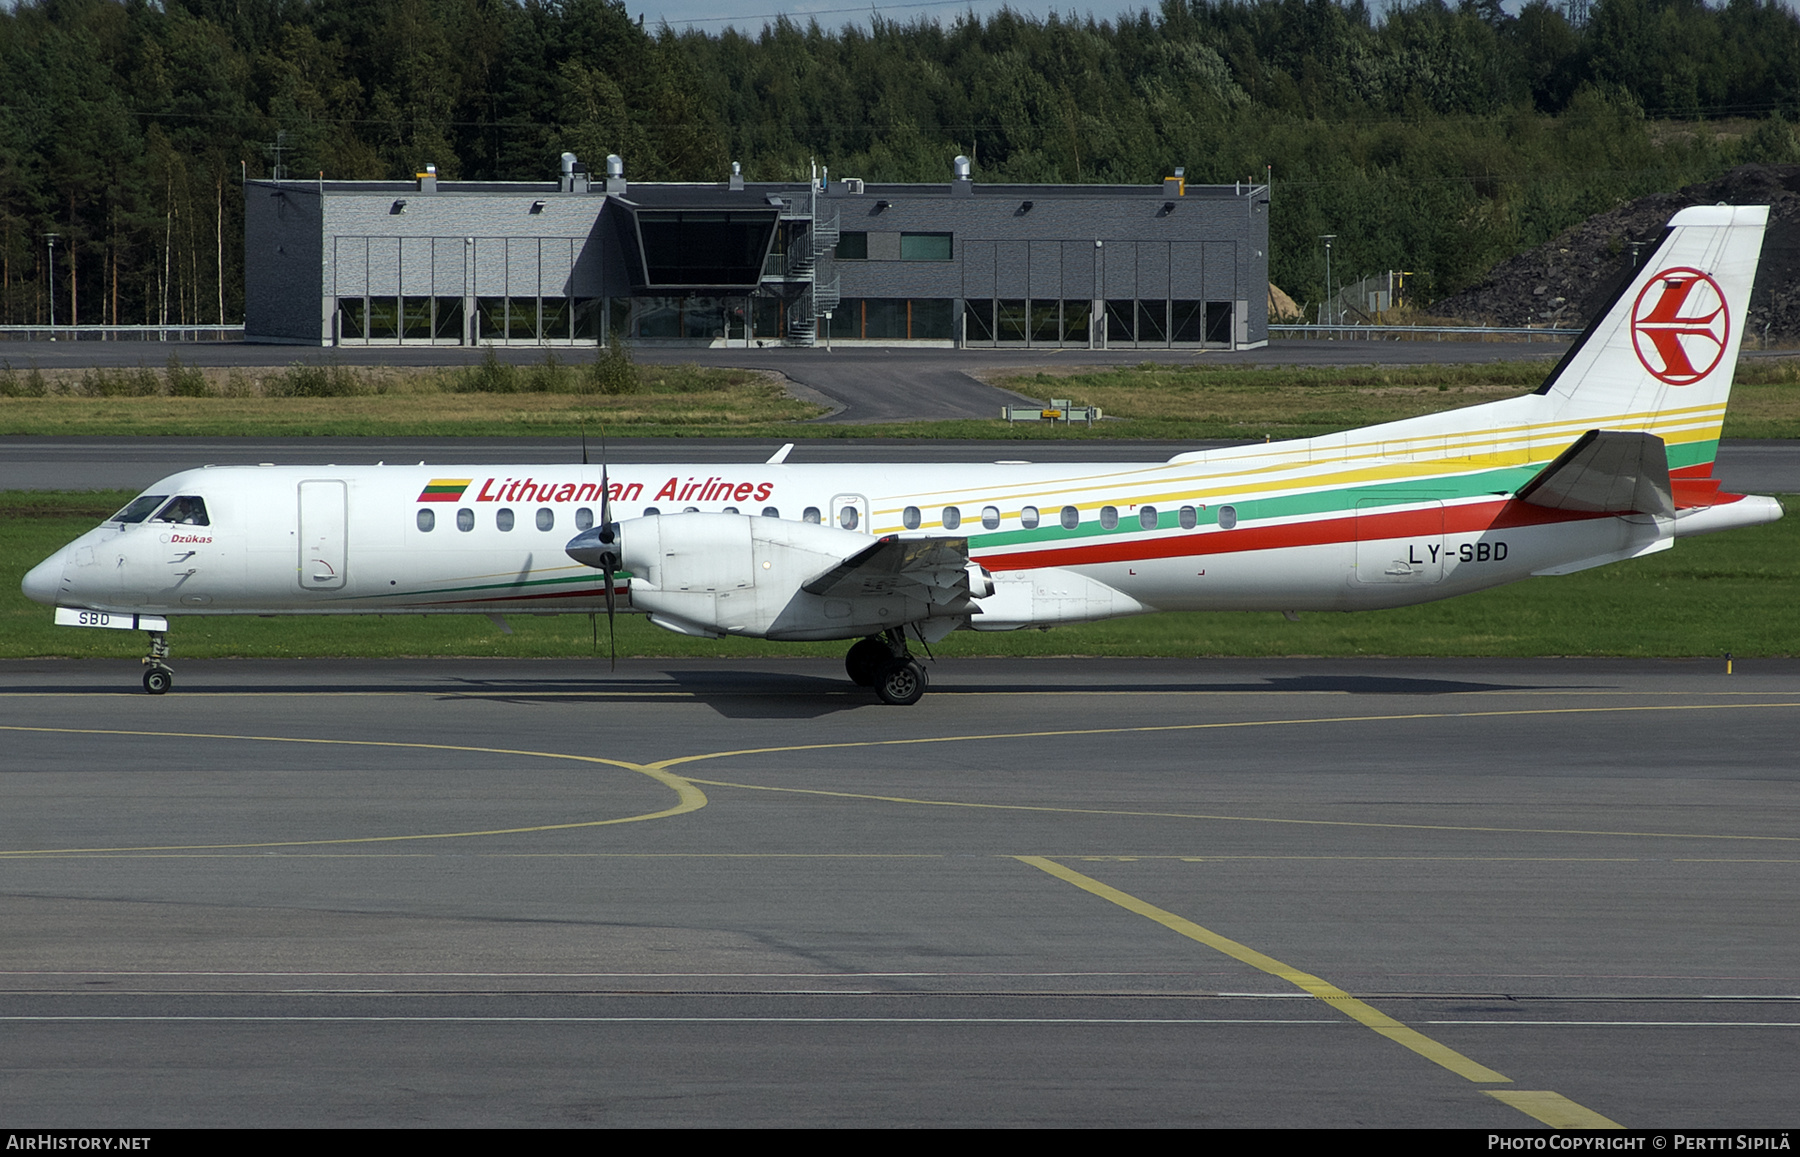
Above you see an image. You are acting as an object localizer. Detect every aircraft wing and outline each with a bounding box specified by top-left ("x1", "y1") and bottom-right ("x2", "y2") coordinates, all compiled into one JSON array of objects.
[
  {"x1": 802, "y1": 535, "x2": 974, "y2": 607},
  {"x1": 1517, "y1": 430, "x2": 1675, "y2": 519}
]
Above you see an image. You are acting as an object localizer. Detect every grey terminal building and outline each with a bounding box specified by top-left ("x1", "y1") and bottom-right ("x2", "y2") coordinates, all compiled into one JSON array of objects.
[{"x1": 244, "y1": 155, "x2": 1270, "y2": 350}]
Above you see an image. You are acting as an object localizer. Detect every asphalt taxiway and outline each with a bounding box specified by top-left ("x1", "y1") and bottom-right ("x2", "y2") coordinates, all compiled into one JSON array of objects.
[{"x1": 2, "y1": 656, "x2": 1796, "y2": 1127}]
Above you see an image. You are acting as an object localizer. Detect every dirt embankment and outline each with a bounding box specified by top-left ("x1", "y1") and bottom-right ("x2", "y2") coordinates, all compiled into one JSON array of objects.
[{"x1": 1431, "y1": 164, "x2": 1800, "y2": 345}]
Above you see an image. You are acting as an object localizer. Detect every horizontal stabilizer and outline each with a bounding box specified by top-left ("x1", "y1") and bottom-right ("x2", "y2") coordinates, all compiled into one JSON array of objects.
[
  {"x1": 1517, "y1": 430, "x2": 1674, "y2": 519},
  {"x1": 802, "y1": 535, "x2": 972, "y2": 605}
]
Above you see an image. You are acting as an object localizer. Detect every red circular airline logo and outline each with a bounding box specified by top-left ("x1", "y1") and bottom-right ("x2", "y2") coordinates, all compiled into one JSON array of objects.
[{"x1": 1630, "y1": 266, "x2": 1729, "y2": 386}]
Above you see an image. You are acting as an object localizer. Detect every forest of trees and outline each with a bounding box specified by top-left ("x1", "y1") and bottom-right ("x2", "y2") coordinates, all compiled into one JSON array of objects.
[{"x1": 5, "y1": 0, "x2": 1800, "y2": 330}]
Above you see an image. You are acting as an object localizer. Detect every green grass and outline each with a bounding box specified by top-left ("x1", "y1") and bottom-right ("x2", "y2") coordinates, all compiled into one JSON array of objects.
[
  {"x1": 990, "y1": 358, "x2": 1800, "y2": 441},
  {"x1": 5, "y1": 490, "x2": 1793, "y2": 660},
  {"x1": 6, "y1": 356, "x2": 1800, "y2": 439}
]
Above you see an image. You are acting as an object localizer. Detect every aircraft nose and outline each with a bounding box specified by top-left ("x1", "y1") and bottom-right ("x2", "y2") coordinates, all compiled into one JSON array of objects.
[{"x1": 20, "y1": 551, "x2": 66, "y2": 606}]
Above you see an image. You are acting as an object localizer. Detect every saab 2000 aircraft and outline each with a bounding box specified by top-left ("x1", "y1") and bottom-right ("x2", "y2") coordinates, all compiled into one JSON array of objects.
[{"x1": 21, "y1": 205, "x2": 1781, "y2": 704}]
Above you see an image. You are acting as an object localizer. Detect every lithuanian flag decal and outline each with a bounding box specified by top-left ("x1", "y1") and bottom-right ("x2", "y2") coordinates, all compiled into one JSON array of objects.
[{"x1": 417, "y1": 478, "x2": 473, "y2": 503}]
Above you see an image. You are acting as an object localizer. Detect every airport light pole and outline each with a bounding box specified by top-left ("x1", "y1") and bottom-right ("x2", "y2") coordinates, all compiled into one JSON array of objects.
[
  {"x1": 44, "y1": 233, "x2": 58, "y2": 338},
  {"x1": 1319, "y1": 234, "x2": 1336, "y2": 328}
]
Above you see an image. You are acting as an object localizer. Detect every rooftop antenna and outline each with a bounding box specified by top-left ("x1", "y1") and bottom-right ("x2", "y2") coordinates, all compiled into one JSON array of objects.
[{"x1": 265, "y1": 130, "x2": 288, "y2": 181}]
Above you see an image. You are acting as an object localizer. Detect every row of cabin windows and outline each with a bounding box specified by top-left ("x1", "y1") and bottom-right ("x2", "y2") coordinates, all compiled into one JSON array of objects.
[
  {"x1": 417, "y1": 505, "x2": 819, "y2": 533},
  {"x1": 899, "y1": 503, "x2": 1236, "y2": 532},
  {"x1": 417, "y1": 502, "x2": 1240, "y2": 534}
]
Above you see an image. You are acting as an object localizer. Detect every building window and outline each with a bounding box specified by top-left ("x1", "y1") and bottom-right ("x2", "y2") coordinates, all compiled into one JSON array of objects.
[
  {"x1": 1135, "y1": 300, "x2": 1167, "y2": 344},
  {"x1": 339, "y1": 298, "x2": 366, "y2": 340},
  {"x1": 368, "y1": 297, "x2": 401, "y2": 340},
  {"x1": 433, "y1": 297, "x2": 464, "y2": 342},
  {"x1": 1061, "y1": 301, "x2": 1091, "y2": 344},
  {"x1": 900, "y1": 232, "x2": 953, "y2": 261},
  {"x1": 402, "y1": 296, "x2": 432, "y2": 340},
  {"x1": 827, "y1": 299, "x2": 955, "y2": 340},
  {"x1": 1172, "y1": 300, "x2": 1205, "y2": 343},
  {"x1": 837, "y1": 232, "x2": 868, "y2": 260},
  {"x1": 964, "y1": 299, "x2": 995, "y2": 343},
  {"x1": 996, "y1": 300, "x2": 1027, "y2": 343}
]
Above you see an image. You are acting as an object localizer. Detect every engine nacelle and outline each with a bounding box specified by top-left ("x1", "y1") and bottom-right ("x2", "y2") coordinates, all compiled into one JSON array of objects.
[{"x1": 603, "y1": 513, "x2": 968, "y2": 641}]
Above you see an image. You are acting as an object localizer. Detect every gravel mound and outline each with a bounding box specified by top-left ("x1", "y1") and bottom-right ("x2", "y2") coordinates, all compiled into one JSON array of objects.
[{"x1": 1431, "y1": 164, "x2": 1800, "y2": 345}]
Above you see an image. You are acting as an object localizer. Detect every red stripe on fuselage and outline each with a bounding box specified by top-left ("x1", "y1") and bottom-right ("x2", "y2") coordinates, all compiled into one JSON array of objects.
[{"x1": 980, "y1": 499, "x2": 1608, "y2": 572}]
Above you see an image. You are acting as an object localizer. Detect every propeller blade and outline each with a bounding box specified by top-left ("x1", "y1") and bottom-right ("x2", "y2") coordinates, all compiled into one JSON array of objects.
[{"x1": 603, "y1": 564, "x2": 617, "y2": 671}]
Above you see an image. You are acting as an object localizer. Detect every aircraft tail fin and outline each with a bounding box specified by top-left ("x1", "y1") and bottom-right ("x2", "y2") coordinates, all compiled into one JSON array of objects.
[{"x1": 1532, "y1": 204, "x2": 1767, "y2": 476}]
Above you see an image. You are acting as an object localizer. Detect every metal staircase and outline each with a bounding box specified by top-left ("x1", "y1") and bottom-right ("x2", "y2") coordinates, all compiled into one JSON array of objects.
[{"x1": 782, "y1": 177, "x2": 841, "y2": 346}]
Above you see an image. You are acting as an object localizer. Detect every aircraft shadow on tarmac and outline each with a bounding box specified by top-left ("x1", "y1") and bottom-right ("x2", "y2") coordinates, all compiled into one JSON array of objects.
[{"x1": 439, "y1": 671, "x2": 1558, "y2": 716}]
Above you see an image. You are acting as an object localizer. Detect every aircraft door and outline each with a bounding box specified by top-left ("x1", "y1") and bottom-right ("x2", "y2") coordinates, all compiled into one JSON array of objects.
[
  {"x1": 1353, "y1": 498, "x2": 1445, "y2": 584},
  {"x1": 831, "y1": 494, "x2": 871, "y2": 534},
  {"x1": 298, "y1": 480, "x2": 349, "y2": 591}
]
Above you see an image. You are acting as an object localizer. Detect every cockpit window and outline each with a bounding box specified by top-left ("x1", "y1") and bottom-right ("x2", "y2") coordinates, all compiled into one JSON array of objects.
[
  {"x1": 110, "y1": 495, "x2": 169, "y2": 524},
  {"x1": 152, "y1": 496, "x2": 210, "y2": 525}
]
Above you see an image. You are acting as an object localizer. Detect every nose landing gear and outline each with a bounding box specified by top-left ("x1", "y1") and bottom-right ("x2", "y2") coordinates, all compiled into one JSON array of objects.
[{"x1": 142, "y1": 630, "x2": 173, "y2": 695}]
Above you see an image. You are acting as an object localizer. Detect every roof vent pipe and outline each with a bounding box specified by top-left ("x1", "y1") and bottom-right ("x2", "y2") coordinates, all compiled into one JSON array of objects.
[
  {"x1": 729, "y1": 160, "x2": 744, "y2": 191},
  {"x1": 560, "y1": 152, "x2": 577, "y2": 193},
  {"x1": 605, "y1": 153, "x2": 626, "y2": 195},
  {"x1": 951, "y1": 154, "x2": 972, "y2": 197},
  {"x1": 953, "y1": 155, "x2": 971, "y2": 180}
]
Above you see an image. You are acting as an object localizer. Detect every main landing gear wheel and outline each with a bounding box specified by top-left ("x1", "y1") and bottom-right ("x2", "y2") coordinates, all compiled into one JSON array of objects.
[
  {"x1": 845, "y1": 637, "x2": 889, "y2": 687},
  {"x1": 143, "y1": 666, "x2": 173, "y2": 695},
  {"x1": 874, "y1": 658, "x2": 927, "y2": 706}
]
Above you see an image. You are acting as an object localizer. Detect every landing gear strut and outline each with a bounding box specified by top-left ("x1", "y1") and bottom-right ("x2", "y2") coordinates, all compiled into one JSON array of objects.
[
  {"x1": 845, "y1": 629, "x2": 928, "y2": 706},
  {"x1": 142, "y1": 630, "x2": 173, "y2": 695}
]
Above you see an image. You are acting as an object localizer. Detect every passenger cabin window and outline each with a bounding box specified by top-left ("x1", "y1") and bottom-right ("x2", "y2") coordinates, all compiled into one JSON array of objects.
[
  {"x1": 803, "y1": 506, "x2": 822, "y2": 524},
  {"x1": 644, "y1": 507, "x2": 661, "y2": 516},
  {"x1": 1218, "y1": 505, "x2": 1238, "y2": 530},
  {"x1": 723, "y1": 506, "x2": 739, "y2": 514},
  {"x1": 981, "y1": 506, "x2": 1000, "y2": 530},
  {"x1": 112, "y1": 495, "x2": 169, "y2": 524},
  {"x1": 536, "y1": 507, "x2": 554, "y2": 531},
  {"x1": 1179, "y1": 505, "x2": 1197, "y2": 529},
  {"x1": 1021, "y1": 506, "x2": 1040, "y2": 529},
  {"x1": 496, "y1": 508, "x2": 515, "y2": 531},
  {"x1": 762, "y1": 506, "x2": 780, "y2": 518},
  {"x1": 1060, "y1": 505, "x2": 1080, "y2": 529},
  {"x1": 456, "y1": 508, "x2": 475, "y2": 532},
  {"x1": 839, "y1": 505, "x2": 859, "y2": 530},
  {"x1": 903, "y1": 506, "x2": 922, "y2": 530},
  {"x1": 1139, "y1": 506, "x2": 1158, "y2": 530},
  {"x1": 576, "y1": 507, "x2": 594, "y2": 530},
  {"x1": 1100, "y1": 505, "x2": 1119, "y2": 530},
  {"x1": 417, "y1": 509, "x2": 436, "y2": 532},
  {"x1": 942, "y1": 506, "x2": 962, "y2": 530},
  {"x1": 154, "y1": 496, "x2": 209, "y2": 526}
]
